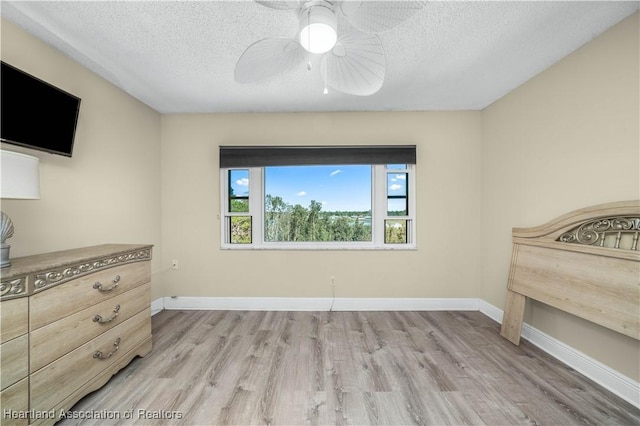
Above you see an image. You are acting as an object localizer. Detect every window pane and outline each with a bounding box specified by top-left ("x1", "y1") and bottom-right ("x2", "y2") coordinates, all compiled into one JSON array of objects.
[
  {"x1": 387, "y1": 173, "x2": 407, "y2": 196},
  {"x1": 264, "y1": 165, "x2": 372, "y2": 242},
  {"x1": 230, "y1": 216, "x2": 252, "y2": 244},
  {"x1": 386, "y1": 164, "x2": 407, "y2": 170},
  {"x1": 388, "y1": 198, "x2": 407, "y2": 216},
  {"x1": 387, "y1": 172, "x2": 408, "y2": 215},
  {"x1": 230, "y1": 199, "x2": 249, "y2": 213},
  {"x1": 229, "y1": 169, "x2": 249, "y2": 212},
  {"x1": 385, "y1": 219, "x2": 408, "y2": 244}
]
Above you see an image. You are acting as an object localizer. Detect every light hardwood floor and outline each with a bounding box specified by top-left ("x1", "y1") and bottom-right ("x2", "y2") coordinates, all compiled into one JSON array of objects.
[{"x1": 60, "y1": 310, "x2": 640, "y2": 425}]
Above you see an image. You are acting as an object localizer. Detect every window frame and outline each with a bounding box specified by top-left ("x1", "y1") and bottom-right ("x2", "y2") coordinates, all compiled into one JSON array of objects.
[{"x1": 220, "y1": 164, "x2": 416, "y2": 250}]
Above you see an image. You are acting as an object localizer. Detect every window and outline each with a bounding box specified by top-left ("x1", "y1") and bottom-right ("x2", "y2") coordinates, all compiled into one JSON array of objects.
[
  {"x1": 264, "y1": 164, "x2": 372, "y2": 243},
  {"x1": 227, "y1": 169, "x2": 251, "y2": 244},
  {"x1": 220, "y1": 146, "x2": 416, "y2": 249}
]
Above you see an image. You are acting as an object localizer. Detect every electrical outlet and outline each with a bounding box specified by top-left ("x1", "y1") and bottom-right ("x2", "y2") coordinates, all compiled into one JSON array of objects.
[
  {"x1": 171, "y1": 259, "x2": 179, "y2": 270},
  {"x1": 330, "y1": 276, "x2": 336, "y2": 286}
]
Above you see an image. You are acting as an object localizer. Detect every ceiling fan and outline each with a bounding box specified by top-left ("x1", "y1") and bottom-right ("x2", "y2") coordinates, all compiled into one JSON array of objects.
[{"x1": 234, "y1": 0, "x2": 424, "y2": 96}]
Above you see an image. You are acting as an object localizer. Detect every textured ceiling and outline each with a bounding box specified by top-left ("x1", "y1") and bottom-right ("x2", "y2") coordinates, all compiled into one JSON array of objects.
[{"x1": 1, "y1": 1, "x2": 638, "y2": 113}]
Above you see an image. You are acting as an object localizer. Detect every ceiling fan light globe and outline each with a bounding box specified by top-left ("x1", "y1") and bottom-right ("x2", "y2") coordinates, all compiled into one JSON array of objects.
[
  {"x1": 300, "y1": 23, "x2": 337, "y2": 53},
  {"x1": 298, "y1": 5, "x2": 338, "y2": 54}
]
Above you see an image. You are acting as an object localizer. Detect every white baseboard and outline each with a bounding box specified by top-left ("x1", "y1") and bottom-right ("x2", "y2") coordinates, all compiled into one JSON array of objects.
[
  {"x1": 151, "y1": 296, "x2": 638, "y2": 409},
  {"x1": 478, "y1": 300, "x2": 640, "y2": 409},
  {"x1": 477, "y1": 299, "x2": 504, "y2": 323},
  {"x1": 160, "y1": 296, "x2": 479, "y2": 312},
  {"x1": 151, "y1": 298, "x2": 164, "y2": 316}
]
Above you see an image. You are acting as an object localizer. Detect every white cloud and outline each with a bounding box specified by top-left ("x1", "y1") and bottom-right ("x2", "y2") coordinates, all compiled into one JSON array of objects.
[
  {"x1": 296, "y1": 191, "x2": 307, "y2": 196},
  {"x1": 235, "y1": 178, "x2": 249, "y2": 186},
  {"x1": 395, "y1": 174, "x2": 406, "y2": 180},
  {"x1": 329, "y1": 169, "x2": 342, "y2": 177},
  {"x1": 389, "y1": 184, "x2": 403, "y2": 191}
]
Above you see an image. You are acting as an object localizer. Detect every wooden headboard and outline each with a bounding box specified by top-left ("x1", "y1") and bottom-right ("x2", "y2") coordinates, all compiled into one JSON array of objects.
[{"x1": 500, "y1": 200, "x2": 640, "y2": 345}]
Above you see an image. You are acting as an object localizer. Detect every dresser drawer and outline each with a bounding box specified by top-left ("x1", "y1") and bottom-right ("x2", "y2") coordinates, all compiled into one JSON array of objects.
[
  {"x1": 0, "y1": 377, "x2": 29, "y2": 426},
  {"x1": 30, "y1": 261, "x2": 150, "y2": 330},
  {"x1": 30, "y1": 308, "x2": 151, "y2": 413},
  {"x1": 0, "y1": 334, "x2": 28, "y2": 391},
  {"x1": 30, "y1": 283, "x2": 150, "y2": 372},
  {"x1": 0, "y1": 297, "x2": 28, "y2": 343}
]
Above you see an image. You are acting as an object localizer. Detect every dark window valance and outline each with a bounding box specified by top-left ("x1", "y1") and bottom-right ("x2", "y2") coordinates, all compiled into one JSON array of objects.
[{"x1": 220, "y1": 145, "x2": 416, "y2": 168}]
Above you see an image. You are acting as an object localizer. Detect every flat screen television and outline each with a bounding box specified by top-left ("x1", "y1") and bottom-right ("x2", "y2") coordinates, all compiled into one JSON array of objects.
[{"x1": 1, "y1": 61, "x2": 81, "y2": 157}]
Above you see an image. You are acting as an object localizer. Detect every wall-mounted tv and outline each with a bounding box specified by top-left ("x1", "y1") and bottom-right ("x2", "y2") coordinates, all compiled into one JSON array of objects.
[{"x1": 1, "y1": 61, "x2": 81, "y2": 157}]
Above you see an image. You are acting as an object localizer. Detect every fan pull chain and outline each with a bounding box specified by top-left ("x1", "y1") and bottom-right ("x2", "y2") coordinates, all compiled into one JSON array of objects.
[
  {"x1": 306, "y1": 8, "x2": 312, "y2": 71},
  {"x1": 323, "y1": 57, "x2": 328, "y2": 95}
]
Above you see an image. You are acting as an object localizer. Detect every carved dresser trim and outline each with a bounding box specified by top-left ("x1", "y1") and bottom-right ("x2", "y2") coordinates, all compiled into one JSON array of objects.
[{"x1": 0, "y1": 244, "x2": 152, "y2": 300}]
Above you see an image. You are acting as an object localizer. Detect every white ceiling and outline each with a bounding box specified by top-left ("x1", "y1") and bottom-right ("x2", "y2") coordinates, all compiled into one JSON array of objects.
[{"x1": 1, "y1": 1, "x2": 638, "y2": 113}]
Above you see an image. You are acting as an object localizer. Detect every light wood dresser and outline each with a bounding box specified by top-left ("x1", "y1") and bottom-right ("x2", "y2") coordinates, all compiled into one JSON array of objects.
[{"x1": 0, "y1": 244, "x2": 153, "y2": 425}]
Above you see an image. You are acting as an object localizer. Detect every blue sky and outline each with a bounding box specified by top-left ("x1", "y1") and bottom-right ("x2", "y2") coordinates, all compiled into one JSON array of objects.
[
  {"x1": 265, "y1": 165, "x2": 372, "y2": 212},
  {"x1": 230, "y1": 165, "x2": 408, "y2": 212}
]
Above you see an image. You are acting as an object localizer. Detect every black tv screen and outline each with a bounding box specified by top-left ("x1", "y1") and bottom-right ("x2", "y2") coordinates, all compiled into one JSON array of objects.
[{"x1": 1, "y1": 61, "x2": 81, "y2": 157}]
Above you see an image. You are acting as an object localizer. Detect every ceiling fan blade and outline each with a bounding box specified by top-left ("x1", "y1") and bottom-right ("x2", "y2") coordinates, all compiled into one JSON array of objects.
[
  {"x1": 255, "y1": 1, "x2": 300, "y2": 10},
  {"x1": 321, "y1": 31, "x2": 385, "y2": 96},
  {"x1": 235, "y1": 37, "x2": 305, "y2": 84},
  {"x1": 339, "y1": 1, "x2": 425, "y2": 33}
]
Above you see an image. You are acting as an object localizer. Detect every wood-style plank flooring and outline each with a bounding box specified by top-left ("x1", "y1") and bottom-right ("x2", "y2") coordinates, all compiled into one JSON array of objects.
[{"x1": 61, "y1": 310, "x2": 640, "y2": 425}]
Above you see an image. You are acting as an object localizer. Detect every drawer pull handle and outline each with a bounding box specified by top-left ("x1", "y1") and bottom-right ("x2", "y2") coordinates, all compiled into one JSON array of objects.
[
  {"x1": 93, "y1": 304, "x2": 121, "y2": 323},
  {"x1": 93, "y1": 275, "x2": 121, "y2": 292},
  {"x1": 93, "y1": 337, "x2": 121, "y2": 360}
]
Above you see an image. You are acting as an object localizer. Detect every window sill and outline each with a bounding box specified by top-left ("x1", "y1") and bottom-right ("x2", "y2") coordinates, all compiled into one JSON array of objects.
[{"x1": 220, "y1": 244, "x2": 417, "y2": 251}]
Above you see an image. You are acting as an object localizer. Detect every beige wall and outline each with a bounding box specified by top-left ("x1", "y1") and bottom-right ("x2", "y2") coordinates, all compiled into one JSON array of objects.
[
  {"x1": 481, "y1": 13, "x2": 639, "y2": 380},
  {"x1": 0, "y1": 19, "x2": 164, "y2": 300},
  {"x1": 160, "y1": 112, "x2": 482, "y2": 299}
]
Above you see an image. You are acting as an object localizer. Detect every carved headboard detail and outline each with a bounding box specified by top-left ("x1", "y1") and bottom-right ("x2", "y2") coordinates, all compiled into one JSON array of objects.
[
  {"x1": 558, "y1": 216, "x2": 640, "y2": 250},
  {"x1": 500, "y1": 200, "x2": 640, "y2": 346}
]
